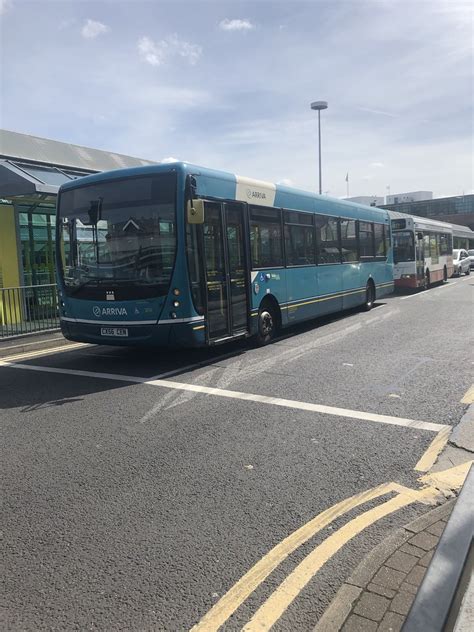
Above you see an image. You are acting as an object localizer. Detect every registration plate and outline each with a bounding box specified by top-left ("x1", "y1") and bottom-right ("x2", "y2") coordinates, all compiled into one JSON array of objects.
[{"x1": 100, "y1": 327, "x2": 128, "y2": 337}]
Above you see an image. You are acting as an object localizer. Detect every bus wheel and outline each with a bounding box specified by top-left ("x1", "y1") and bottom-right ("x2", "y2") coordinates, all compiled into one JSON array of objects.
[
  {"x1": 363, "y1": 281, "x2": 375, "y2": 311},
  {"x1": 256, "y1": 302, "x2": 278, "y2": 345},
  {"x1": 443, "y1": 266, "x2": 448, "y2": 282}
]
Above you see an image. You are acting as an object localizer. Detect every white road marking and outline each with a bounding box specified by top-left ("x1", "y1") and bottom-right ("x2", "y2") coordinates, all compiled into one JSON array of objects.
[
  {"x1": 399, "y1": 278, "x2": 467, "y2": 300},
  {"x1": 0, "y1": 343, "x2": 88, "y2": 362},
  {"x1": 399, "y1": 292, "x2": 423, "y2": 301},
  {"x1": 147, "y1": 350, "x2": 242, "y2": 381},
  {"x1": 0, "y1": 336, "x2": 66, "y2": 352},
  {"x1": 0, "y1": 360, "x2": 448, "y2": 433}
]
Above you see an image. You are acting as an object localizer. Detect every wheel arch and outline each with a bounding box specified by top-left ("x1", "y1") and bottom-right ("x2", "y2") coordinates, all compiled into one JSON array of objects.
[
  {"x1": 366, "y1": 276, "x2": 376, "y2": 300},
  {"x1": 259, "y1": 294, "x2": 282, "y2": 328}
]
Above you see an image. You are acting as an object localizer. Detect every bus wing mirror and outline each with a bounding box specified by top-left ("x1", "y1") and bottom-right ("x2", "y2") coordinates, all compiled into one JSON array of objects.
[
  {"x1": 417, "y1": 232, "x2": 423, "y2": 240},
  {"x1": 187, "y1": 199, "x2": 205, "y2": 224}
]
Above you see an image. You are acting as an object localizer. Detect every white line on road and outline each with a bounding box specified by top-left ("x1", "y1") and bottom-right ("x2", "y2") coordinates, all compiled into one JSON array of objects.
[
  {"x1": 400, "y1": 276, "x2": 469, "y2": 301},
  {"x1": 0, "y1": 336, "x2": 66, "y2": 352},
  {"x1": 400, "y1": 282, "x2": 458, "y2": 300},
  {"x1": 0, "y1": 360, "x2": 448, "y2": 433},
  {"x1": 147, "y1": 350, "x2": 243, "y2": 381},
  {"x1": 0, "y1": 343, "x2": 88, "y2": 362}
]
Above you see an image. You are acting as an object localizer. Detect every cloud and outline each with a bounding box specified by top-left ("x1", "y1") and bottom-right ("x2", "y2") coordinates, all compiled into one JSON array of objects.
[
  {"x1": 358, "y1": 107, "x2": 399, "y2": 118},
  {"x1": 161, "y1": 156, "x2": 180, "y2": 163},
  {"x1": 219, "y1": 18, "x2": 255, "y2": 32},
  {"x1": 370, "y1": 162, "x2": 384, "y2": 168},
  {"x1": 137, "y1": 34, "x2": 202, "y2": 67},
  {"x1": 81, "y1": 19, "x2": 109, "y2": 39},
  {"x1": 277, "y1": 178, "x2": 294, "y2": 186},
  {"x1": 0, "y1": 0, "x2": 12, "y2": 15}
]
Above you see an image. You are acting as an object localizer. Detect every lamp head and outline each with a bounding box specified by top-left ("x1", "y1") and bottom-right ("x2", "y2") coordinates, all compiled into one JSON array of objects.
[{"x1": 310, "y1": 101, "x2": 328, "y2": 111}]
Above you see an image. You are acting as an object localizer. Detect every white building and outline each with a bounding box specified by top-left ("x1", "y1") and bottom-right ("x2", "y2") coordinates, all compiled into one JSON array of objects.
[
  {"x1": 386, "y1": 191, "x2": 433, "y2": 205},
  {"x1": 345, "y1": 195, "x2": 384, "y2": 207}
]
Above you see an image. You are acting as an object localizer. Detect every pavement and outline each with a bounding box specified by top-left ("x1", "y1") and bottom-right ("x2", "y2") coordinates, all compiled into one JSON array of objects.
[
  {"x1": 0, "y1": 331, "x2": 68, "y2": 358},
  {"x1": 0, "y1": 275, "x2": 473, "y2": 630},
  {"x1": 315, "y1": 405, "x2": 474, "y2": 632},
  {"x1": 314, "y1": 499, "x2": 456, "y2": 632}
]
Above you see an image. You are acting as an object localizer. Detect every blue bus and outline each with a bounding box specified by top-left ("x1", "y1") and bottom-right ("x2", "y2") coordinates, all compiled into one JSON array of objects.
[{"x1": 56, "y1": 162, "x2": 393, "y2": 347}]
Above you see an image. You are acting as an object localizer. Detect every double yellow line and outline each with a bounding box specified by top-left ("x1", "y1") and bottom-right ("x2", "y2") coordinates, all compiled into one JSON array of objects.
[{"x1": 191, "y1": 460, "x2": 471, "y2": 632}]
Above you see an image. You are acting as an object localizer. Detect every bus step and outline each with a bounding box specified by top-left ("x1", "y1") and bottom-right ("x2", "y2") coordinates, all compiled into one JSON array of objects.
[{"x1": 210, "y1": 332, "x2": 248, "y2": 345}]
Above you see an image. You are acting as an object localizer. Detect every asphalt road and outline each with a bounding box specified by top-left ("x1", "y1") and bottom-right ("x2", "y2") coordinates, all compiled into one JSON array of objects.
[{"x1": 1, "y1": 275, "x2": 472, "y2": 631}]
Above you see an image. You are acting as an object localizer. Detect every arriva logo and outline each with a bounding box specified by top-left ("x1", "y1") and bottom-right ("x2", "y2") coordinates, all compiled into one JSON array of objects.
[
  {"x1": 246, "y1": 188, "x2": 267, "y2": 200},
  {"x1": 92, "y1": 306, "x2": 128, "y2": 317}
]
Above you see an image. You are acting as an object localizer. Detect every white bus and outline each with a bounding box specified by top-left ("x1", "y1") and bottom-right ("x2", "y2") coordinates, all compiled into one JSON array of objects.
[{"x1": 389, "y1": 211, "x2": 454, "y2": 289}]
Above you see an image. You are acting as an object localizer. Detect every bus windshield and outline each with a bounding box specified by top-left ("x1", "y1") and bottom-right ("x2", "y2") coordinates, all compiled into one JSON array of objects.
[
  {"x1": 57, "y1": 173, "x2": 176, "y2": 299},
  {"x1": 393, "y1": 230, "x2": 415, "y2": 263}
]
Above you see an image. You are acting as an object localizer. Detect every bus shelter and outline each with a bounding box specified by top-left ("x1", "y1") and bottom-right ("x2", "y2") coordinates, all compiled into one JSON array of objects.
[{"x1": 0, "y1": 130, "x2": 155, "y2": 336}]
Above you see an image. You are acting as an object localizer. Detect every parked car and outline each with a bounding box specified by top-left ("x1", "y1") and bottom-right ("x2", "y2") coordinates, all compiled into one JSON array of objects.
[
  {"x1": 468, "y1": 249, "x2": 474, "y2": 269},
  {"x1": 452, "y1": 249, "x2": 471, "y2": 276}
]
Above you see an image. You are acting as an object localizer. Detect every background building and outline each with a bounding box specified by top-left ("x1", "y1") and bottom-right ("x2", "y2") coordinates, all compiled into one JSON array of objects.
[
  {"x1": 379, "y1": 194, "x2": 474, "y2": 235},
  {"x1": 386, "y1": 191, "x2": 433, "y2": 204},
  {"x1": 345, "y1": 195, "x2": 384, "y2": 207}
]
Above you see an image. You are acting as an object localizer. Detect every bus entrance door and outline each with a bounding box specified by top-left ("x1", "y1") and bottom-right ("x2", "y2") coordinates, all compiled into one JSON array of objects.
[{"x1": 203, "y1": 201, "x2": 249, "y2": 342}]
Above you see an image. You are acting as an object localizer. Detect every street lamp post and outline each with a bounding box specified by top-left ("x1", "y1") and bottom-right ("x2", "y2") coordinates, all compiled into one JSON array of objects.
[{"x1": 310, "y1": 100, "x2": 328, "y2": 195}]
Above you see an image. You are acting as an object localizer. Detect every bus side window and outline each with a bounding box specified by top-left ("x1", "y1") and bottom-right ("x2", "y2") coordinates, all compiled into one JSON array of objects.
[
  {"x1": 340, "y1": 219, "x2": 358, "y2": 262},
  {"x1": 439, "y1": 233, "x2": 449, "y2": 256},
  {"x1": 374, "y1": 223, "x2": 385, "y2": 257},
  {"x1": 249, "y1": 206, "x2": 283, "y2": 269},
  {"x1": 423, "y1": 233, "x2": 430, "y2": 258},
  {"x1": 186, "y1": 222, "x2": 204, "y2": 314},
  {"x1": 315, "y1": 215, "x2": 341, "y2": 264},
  {"x1": 284, "y1": 211, "x2": 315, "y2": 266},
  {"x1": 430, "y1": 233, "x2": 438, "y2": 258},
  {"x1": 359, "y1": 222, "x2": 375, "y2": 258},
  {"x1": 383, "y1": 224, "x2": 390, "y2": 258}
]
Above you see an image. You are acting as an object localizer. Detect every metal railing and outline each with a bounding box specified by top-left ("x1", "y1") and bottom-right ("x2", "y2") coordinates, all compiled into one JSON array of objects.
[
  {"x1": 403, "y1": 464, "x2": 473, "y2": 632},
  {"x1": 0, "y1": 284, "x2": 60, "y2": 338}
]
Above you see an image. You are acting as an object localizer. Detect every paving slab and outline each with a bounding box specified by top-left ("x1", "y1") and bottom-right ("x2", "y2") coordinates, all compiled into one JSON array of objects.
[
  {"x1": 314, "y1": 499, "x2": 455, "y2": 632},
  {"x1": 449, "y1": 407, "x2": 474, "y2": 453}
]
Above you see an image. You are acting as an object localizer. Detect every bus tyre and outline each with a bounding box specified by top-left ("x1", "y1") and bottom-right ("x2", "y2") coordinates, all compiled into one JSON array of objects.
[
  {"x1": 363, "y1": 281, "x2": 375, "y2": 311},
  {"x1": 256, "y1": 303, "x2": 278, "y2": 346}
]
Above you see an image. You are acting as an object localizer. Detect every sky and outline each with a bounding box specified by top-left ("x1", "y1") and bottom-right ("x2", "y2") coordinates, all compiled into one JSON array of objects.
[{"x1": 0, "y1": 0, "x2": 473, "y2": 199}]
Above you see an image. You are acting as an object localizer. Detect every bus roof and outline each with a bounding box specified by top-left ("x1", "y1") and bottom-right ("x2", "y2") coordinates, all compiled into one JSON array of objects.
[
  {"x1": 58, "y1": 161, "x2": 390, "y2": 223},
  {"x1": 388, "y1": 209, "x2": 474, "y2": 238},
  {"x1": 388, "y1": 210, "x2": 452, "y2": 231}
]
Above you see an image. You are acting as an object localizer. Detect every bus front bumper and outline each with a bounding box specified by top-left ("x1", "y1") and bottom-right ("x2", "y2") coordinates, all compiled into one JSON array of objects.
[{"x1": 60, "y1": 319, "x2": 206, "y2": 348}]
